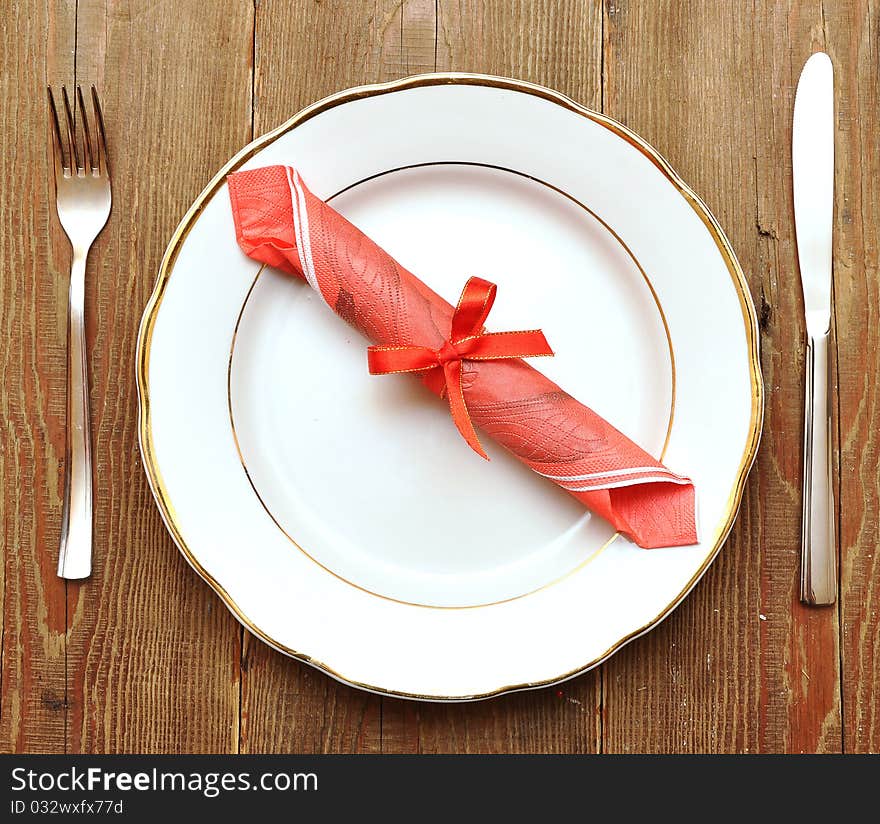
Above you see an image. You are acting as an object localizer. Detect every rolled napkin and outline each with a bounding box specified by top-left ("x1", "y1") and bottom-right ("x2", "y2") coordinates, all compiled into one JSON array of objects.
[{"x1": 227, "y1": 165, "x2": 697, "y2": 548}]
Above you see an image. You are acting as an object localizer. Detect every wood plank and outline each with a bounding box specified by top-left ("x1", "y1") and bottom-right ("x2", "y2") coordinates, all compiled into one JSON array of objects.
[
  {"x1": 252, "y1": 0, "x2": 434, "y2": 135},
  {"x1": 0, "y1": 0, "x2": 76, "y2": 755},
  {"x1": 239, "y1": 630, "x2": 381, "y2": 753},
  {"x1": 751, "y1": 0, "x2": 842, "y2": 753},
  {"x1": 61, "y1": 0, "x2": 254, "y2": 752},
  {"x1": 376, "y1": 0, "x2": 604, "y2": 754},
  {"x1": 601, "y1": 0, "x2": 841, "y2": 752},
  {"x1": 381, "y1": 685, "x2": 601, "y2": 754},
  {"x1": 832, "y1": 0, "x2": 880, "y2": 752},
  {"x1": 436, "y1": 0, "x2": 602, "y2": 100},
  {"x1": 236, "y1": 0, "x2": 432, "y2": 754}
]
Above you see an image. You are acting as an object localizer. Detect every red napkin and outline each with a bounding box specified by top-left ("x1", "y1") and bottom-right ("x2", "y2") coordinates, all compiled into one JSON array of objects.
[{"x1": 227, "y1": 165, "x2": 697, "y2": 548}]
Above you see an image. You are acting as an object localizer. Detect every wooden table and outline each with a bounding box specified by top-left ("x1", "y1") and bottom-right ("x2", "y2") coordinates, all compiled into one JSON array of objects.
[{"x1": 2, "y1": 0, "x2": 876, "y2": 754}]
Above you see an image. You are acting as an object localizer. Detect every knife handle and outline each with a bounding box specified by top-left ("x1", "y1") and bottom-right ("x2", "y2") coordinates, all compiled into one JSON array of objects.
[{"x1": 801, "y1": 329, "x2": 837, "y2": 605}]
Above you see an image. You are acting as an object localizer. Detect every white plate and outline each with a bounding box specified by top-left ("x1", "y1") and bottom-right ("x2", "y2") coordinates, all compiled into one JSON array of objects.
[{"x1": 138, "y1": 74, "x2": 763, "y2": 700}]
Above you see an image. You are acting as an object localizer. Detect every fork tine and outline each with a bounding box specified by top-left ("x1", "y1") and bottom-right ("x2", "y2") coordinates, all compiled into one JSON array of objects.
[
  {"x1": 61, "y1": 87, "x2": 81, "y2": 171},
  {"x1": 90, "y1": 86, "x2": 109, "y2": 177},
  {"x1": 47, "y1": 87, "x2": 68, "y2": 176},
  {"x1": 76, "y1": 86, "x2": 94, "y2": 172}
]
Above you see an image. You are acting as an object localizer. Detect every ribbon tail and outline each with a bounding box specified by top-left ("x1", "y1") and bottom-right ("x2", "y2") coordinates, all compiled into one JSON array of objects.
[{"x1": 444, "y1": 361, "x2": 489, "y2": 460}]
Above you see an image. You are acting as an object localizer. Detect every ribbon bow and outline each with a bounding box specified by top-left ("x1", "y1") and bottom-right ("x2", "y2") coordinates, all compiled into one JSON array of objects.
[{"x1": 367, "y1": 276, "x2": 554, "y2": 459}]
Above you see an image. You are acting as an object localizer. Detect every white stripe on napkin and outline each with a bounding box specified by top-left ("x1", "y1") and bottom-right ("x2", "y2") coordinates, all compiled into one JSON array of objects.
[
  {"x1": 562, "y1": 474, "x2": 693, "y2": 492},
  {"x1": 539, "y1": 465, "x2": 677, "y2": 482},
  {"x1": 286, "y1": 167, "x2": 323, "y2": 297}
]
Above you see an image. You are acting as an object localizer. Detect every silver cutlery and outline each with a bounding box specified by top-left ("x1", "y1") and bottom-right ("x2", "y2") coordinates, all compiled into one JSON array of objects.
[
  {"x1": 792, "y1": 53, "x2": 836, "y2": 605},
  {"x1": 48, "y1": 86, "x2": 112, "y2": 580}
]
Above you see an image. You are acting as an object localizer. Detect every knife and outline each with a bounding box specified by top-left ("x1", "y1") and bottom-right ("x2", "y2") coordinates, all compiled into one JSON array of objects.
[{"x1": 793, "y1": 52, "x2": 836, "y2": 606}]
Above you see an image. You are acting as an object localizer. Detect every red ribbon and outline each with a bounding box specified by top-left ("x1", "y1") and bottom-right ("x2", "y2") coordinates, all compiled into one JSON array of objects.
[{"x1": 368, "y1": 277, "x2": 554, "y2": 459}]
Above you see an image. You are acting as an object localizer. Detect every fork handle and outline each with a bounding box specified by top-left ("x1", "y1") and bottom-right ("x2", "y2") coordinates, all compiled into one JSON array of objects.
[
  {"x1": 800, "y1": 330, "x2": 836, "y2": 605},
  {"x1": 58, "y1": 251, "x2": 93, "y2": 579}
]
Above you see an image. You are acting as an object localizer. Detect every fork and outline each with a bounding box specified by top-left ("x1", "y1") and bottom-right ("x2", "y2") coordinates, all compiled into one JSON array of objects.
[{"x1": 48, "y1": 86, "x2": 112, "y2": 579}]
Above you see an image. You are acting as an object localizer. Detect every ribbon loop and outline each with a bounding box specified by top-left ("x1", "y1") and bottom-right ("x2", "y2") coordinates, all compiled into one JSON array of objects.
[
  {"x1": 451, "y1": 276, "x2": 496, "y2": 341},
  {"x1": 368, "y1": 276, "x2": 553, "y2": 459}
]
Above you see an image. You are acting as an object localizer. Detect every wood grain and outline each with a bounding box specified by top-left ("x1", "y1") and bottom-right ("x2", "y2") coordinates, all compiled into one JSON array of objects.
[
  {"x1": 751, "y1": 0, "x2": 842, "y2": 753},
  {"x1": 0, "y1": 0, "x2": 75, "y2": 755},
  {"x1": 601, "y1": 0, "x2": 841, "y2": 753},
  {"x1": 436, "y1": 0, "x2": 602, "y2": 101},
  {"x1": 3, "y1": 0, "x2": 876, "y2": 754},
  {"x1": 58, "y1": 0, "x2": 254, "y2": 752},
  {"x1": 253, "y1": 0, "x2": 435, "y2": 136},
  {"x1": 831, "y1": 0, "x2": 880, "y2": 752}
]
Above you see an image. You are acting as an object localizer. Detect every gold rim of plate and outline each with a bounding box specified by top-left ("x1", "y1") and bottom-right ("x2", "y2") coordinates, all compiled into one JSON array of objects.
[{"x1": 135, "y1": 73, "x2": 765, "y2": 701}]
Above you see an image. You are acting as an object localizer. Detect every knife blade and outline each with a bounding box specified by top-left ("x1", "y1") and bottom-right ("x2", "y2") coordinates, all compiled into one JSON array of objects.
[
  {"x1": 792, "y1": 51, "x2": 836, "y2": 605},
  {"x1": 794, "y1": 52, "x2": 834, "y2": 334}
]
